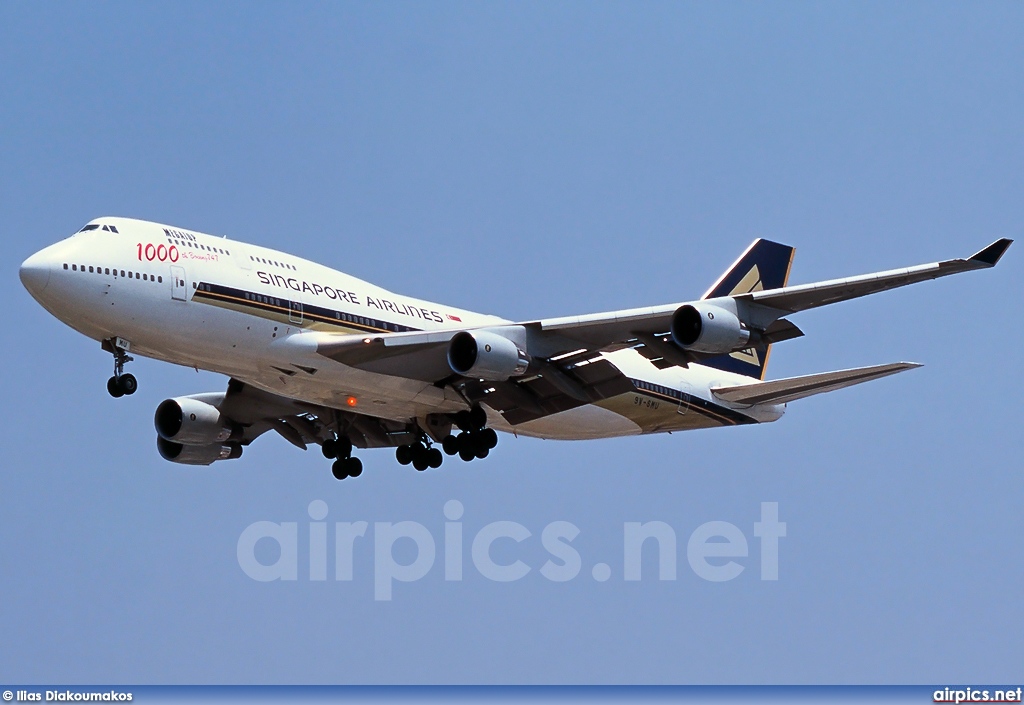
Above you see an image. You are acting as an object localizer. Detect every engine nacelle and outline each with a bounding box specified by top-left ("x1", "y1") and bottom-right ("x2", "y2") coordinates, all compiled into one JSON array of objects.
[
  {"x1": 157, "y1": 436, "x2": 243, "y2": 466},
  {"x1": 447, "y1": 330, "x2": 530, "y2": 381},
  {"x1": 671, "y1": 303, "x2": 750, "y2": 354},
  {"x1": 155, "y1": 397, "x2": 237, "y2": 446}
]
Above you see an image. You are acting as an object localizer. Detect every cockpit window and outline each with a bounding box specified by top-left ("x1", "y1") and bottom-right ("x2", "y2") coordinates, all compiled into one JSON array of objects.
[{"x1": 77, "y1": 223, "x2": 120, "y2": 233}]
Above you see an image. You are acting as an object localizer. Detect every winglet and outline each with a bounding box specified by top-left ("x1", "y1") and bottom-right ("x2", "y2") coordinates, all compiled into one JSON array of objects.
[{"x1": 969, "y1": 238, "x2": 1013, "y2": 267}]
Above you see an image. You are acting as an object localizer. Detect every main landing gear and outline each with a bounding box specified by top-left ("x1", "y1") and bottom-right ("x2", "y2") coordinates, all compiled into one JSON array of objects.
[
  {"x1": 322, "y1": 435, "x2": 362, "y2": 480},
  {"x1": 442, "y1": 427, "x2": 498, "y2": 462},
  {"x1": 445, "y1": 407, "x2": 499, "y2": 461},
  {"x1": 106, "y1": 345, "x2": 137, "y2": 398},
  {"x1": 395, "y1": 438, "x2": 443, "y2": 472},
  {"x1": 395, "y1": 406, "x2": 498, "y2": 471}
]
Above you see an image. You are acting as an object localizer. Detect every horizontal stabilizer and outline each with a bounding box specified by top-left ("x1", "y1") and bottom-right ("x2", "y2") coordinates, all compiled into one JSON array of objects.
[{"x1": 711, "y1": 362, "x2": 922, "y2": 406}]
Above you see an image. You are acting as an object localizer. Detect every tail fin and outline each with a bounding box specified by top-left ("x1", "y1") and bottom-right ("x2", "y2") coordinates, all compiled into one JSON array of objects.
[{"x1": 700, "y1": 239, "x2": 795, "y2": 380}]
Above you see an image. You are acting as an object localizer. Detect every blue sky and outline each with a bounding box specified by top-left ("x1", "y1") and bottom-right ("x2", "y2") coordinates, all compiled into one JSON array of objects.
[{"x1": 1, "y1": 2, "x2": 1022, "y2": 684}]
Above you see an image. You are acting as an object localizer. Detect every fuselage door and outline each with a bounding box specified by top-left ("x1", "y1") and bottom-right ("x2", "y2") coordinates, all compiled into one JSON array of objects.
[
  {"x1": 289, "y1": 299, "x2": 303, "y2": 325},
  {"x1": 677, "y1": 380, "x2": 692, "y2": 415},
  {"x1": 231, "y1": 243, "x2": 252, "y2": 270},
  {"x1": 170, "y1": 265, "x2": 187, "y2": 302}
]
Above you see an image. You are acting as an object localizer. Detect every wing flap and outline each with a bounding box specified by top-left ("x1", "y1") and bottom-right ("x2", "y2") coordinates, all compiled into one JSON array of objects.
[{"x1": 711, "y1": 362, "x2": 922, "y2": 406}]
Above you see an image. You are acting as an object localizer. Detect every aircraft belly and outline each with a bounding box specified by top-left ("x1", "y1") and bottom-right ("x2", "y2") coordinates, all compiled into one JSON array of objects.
[
  {"x1": 506, "y1": 403, "x2": 642, "y2": 440},
  {"x1": 595, "y1": 392, "x2": 730, "y2": 434},
  {"x1": 238, "y1": 364, "x2": 466, "y2": 422}
]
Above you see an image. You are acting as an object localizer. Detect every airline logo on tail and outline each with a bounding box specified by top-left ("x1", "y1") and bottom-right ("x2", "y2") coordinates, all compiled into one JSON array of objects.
[
  {"x1": 700, "y1": 239, "x2": 796, "y2": 379},
  {"x1": 728, "y1": 264, "x2": 764, "y2": 367}
]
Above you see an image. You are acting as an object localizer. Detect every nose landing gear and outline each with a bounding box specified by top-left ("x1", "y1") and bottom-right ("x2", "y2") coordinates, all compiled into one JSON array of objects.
[{"x1": 106, "y1": 342, "x2": 137, "y2": 398}]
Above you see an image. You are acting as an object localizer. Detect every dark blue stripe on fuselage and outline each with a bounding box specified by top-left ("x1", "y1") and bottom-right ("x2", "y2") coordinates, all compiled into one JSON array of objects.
[
  {"x1": 630, "y1": 378, "x2": 756, "y2": 426},
  {"x1": 193, "y1": 281, "x2": 421, "y2": 334}
]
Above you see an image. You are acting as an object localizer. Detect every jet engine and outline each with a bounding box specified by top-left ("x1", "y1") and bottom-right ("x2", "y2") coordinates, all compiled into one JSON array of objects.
[
  {"x1": 157, "y1": 436, "x2": 243, "y2": 466},
  {"x1": 154, "y1": 397, "x2": 239, "y2": 446},
  {"x1": 447, "y1": 330, "x2": 530, "y2": 381},
  {"x1": 671, "y1": 303, "x2": 750, "y2": 354}
]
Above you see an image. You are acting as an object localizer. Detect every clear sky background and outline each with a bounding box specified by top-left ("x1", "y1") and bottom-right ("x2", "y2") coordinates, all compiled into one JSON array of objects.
[{"x1": 1, "y1": 1, "x2": 1022, "y2": 685}]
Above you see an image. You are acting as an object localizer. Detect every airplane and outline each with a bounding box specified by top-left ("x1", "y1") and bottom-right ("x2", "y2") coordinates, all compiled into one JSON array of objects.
[{"x1": 19, "y1": 218, "x2": 1011, "y2": 480}]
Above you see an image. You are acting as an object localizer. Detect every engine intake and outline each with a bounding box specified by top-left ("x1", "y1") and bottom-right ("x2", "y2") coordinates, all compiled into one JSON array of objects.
[
  {"x1": 157, "y1": 436, "x2": 243, "y2": 466},
  {"x1": 447, "y1": 330, "x2": 530, "y2": 381},
  {"x1": 671, "y1": 303, "x2": 750, "y2": 354},
  {"x1": 155, "y1": 397, "x2": 237, "y2": 446}
]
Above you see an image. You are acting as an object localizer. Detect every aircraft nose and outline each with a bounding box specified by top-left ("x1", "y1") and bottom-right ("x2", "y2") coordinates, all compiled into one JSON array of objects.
[{"x1": 20, "y1": 250, "x2": 51, "y2": 298}]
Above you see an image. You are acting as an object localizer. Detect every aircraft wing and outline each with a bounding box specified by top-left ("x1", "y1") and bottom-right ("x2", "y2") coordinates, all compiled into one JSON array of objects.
[
  {"x1": 528, "y1": 238, "x2": 1012, "y2": 348},
  {"x1": 311, "y1": 329, "x2": 636, "y2": 425},
  {"x1": 311, "y1": 240, "x2": 1010, "y2": 372},
  {"x1": 174, "y1": 378, "x2": 429, "y2": 464},
  {"x1": 305, "y1": 238, "x2": 1009, "y2": 425},
  {"x1": 741, "y1": 238, "x2": 1013, "y2": 314}
]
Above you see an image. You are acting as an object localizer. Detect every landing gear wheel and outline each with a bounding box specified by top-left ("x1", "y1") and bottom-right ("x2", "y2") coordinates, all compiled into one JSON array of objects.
[
  {"x1": 468, "y1": 405, "x2": 487, "y2": 431},
  {"x1": 346, "y1": 457, "x2": 363, "y2": 477},
  {"x1": 454, "y1": 410, "x2": 473, "y2": 432},
  {"x1": 107, "y1": 376, "x2": 124, "y2": 398},
  {"x1": 396, "y1": 445, "x2": 414, "y2": 465},
  {"x1": 106, "y1": 341, "x2": 135, "y2": 398},
  {"x1": 481, "y1": 428, "x2": 498, "y2": 450},
  {"x1": 458, "y1": 447, "x2": 475, "y2": 462},
  {"x1": 322, "y1": 439, "x2": 338, "y2": 459},
  {"x1": 332, "y1": 458, "x2": 349, "y2": 480},
  {"x1": 335, "y1": 436, "x2": 352, "y2": 459},
  {"x1": 441, "y1": 435, "x2": 459, "y2": 456},
  {"x1": 413, "y1": 455, "x2": 429, "y2": 471},
  {"x1": 427, "y1": 448, "x2": 443, "y2": 469},
  {"x1": 117, "y1": 373, "x2": 137, "y2": 396},
  {"x1": 475, "y1": 447, "x2": 490, "y2": 460}
]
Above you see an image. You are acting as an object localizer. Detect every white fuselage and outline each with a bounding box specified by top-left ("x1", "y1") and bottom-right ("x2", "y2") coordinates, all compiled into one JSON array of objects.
[{"x1": 20, "y1": 217, "x2": 783, "y2": 440}]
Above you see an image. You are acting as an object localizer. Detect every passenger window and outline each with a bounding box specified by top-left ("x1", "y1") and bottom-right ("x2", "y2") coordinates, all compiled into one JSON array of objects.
[
  {"x1": 120, "y1": 270, "x2": 125, "y2": 277},
  {"x1": 105, "y1": 268, "x2": 110, "y2": 275},
  {"x1": 158, "y1": 276, "x2": 163, "y2": 283},
  {"x1": 72, "y1": 264, "x2": 77, "y2": 271},
  {"x1": 63, "y1": 264, "x2": 68, "y2": 270}
]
